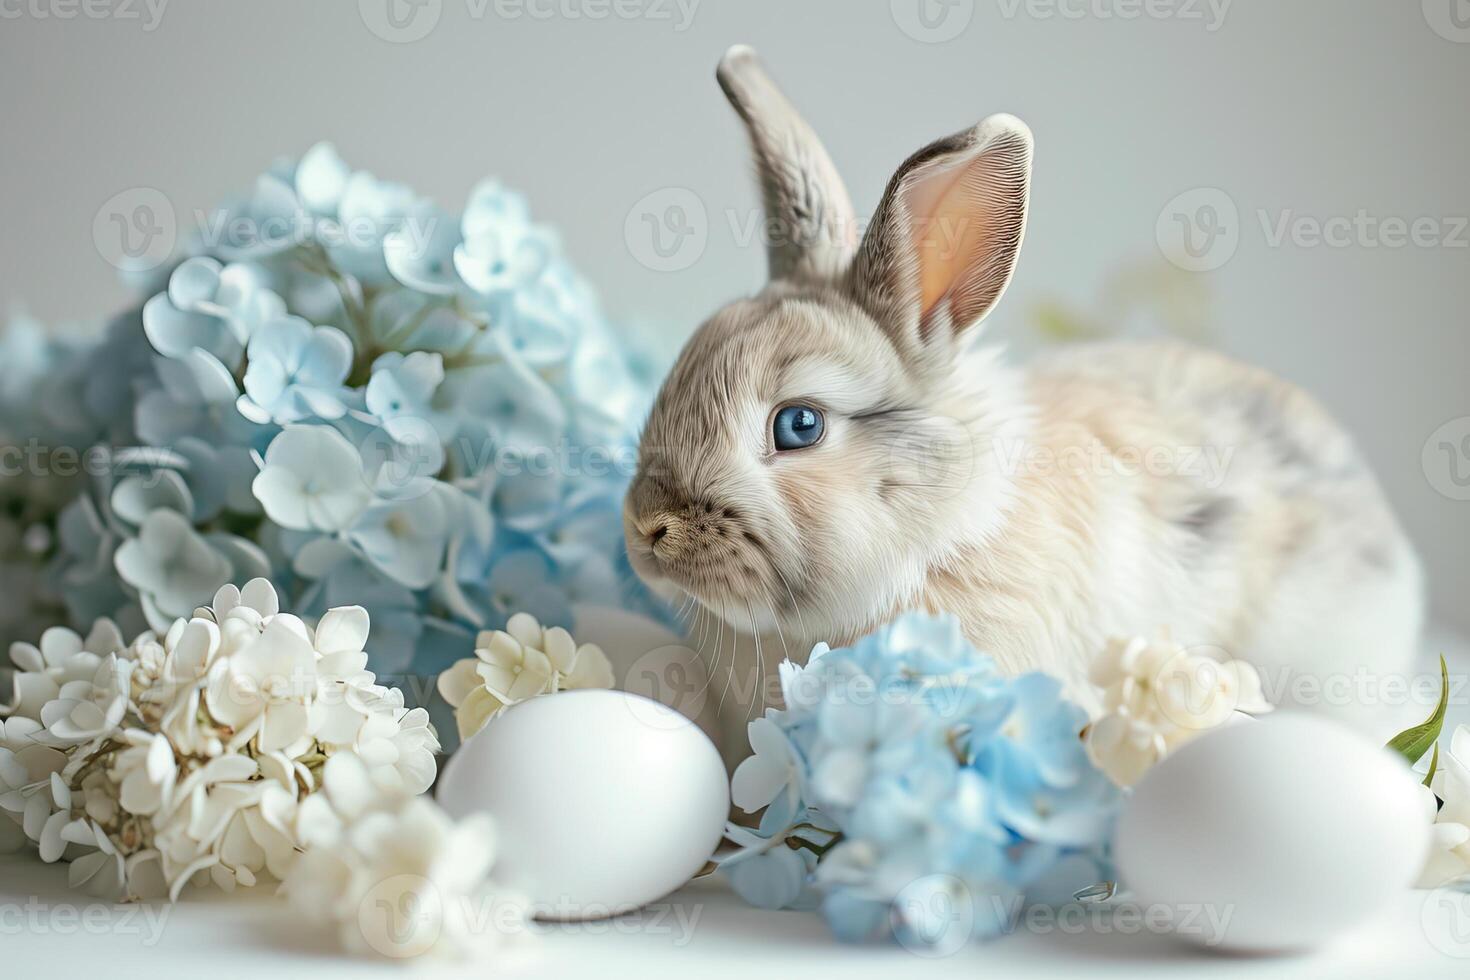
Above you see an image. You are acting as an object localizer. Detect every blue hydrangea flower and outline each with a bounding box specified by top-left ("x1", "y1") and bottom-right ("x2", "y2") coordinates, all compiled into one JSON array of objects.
[
  {"x1": 0, "y1": 143, "x2": 672, "y2": 691},
  {"x1": 348, "y1": 486, "x2": 456, "y2": 591},
  {"x1": 385, "y1": 201, "x2": 462, "y2": 296},
  {"x1": 237, "y1": 314, "x2": 354, "y2": 424},
  {"x1": 207, "y1": 174, "x2": 309, "y2": 261},
  {"x1": 721, "y1": 611, "x2": 1119, "y2": 949},
  {"x1": 326, "y1": 170, "x2": 416, "y2": 286},
  {"x1": 113, "y1": 508, "x2": 268, "y2": 631},
  {"x1": 364, "y1": 351, "x2": 455, "y2": 444},
  {"x1": 252, "y1": 425, "x2": 372, "y2": 532}
]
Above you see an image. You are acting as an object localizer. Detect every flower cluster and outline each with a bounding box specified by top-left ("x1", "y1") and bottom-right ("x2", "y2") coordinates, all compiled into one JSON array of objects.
[
  {"x1": 1, "y1": 142, "x2": 666, "y2": 747},
  {"x1": 720, "y1": 612, "x2": 1119, "y2": 950},
  {"x1": 284, "y1": 751, "x2": 522, "y2": 959},
  {"x1": 1083, "y1": 629, "x2": 1271, "y2": 787},
  {"x1": 1418, "y1": 723, "x2": 1470, "y2": 888},
  {"x1": 437, "y1": 612, "x2": 614, "y2": 741},
  {"x1": 0, "y1": 577, "x2": 437, "y2": 901}
]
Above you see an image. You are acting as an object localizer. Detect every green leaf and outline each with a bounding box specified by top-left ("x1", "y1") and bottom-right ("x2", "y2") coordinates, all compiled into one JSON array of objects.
[
  {"x1": 1424, "y1": 742, "x2": 1440, "y2": 789},
  {"x1": 1387, "y1": 655, "x2": 1449, "y2": 765}
]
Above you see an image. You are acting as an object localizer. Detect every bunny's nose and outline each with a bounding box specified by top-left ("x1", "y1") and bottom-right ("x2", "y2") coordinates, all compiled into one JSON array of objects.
[{"x1": 639, "y1": 512, "x2": 688, "y2": 559}]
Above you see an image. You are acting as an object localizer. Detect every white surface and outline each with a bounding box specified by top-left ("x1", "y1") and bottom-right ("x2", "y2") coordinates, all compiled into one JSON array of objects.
[{"x1": 2, "y1": 854, "x2": 1469, "y2": 979}]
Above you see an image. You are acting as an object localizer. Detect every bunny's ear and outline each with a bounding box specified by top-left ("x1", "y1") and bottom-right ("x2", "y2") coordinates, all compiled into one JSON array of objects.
[
  {"x1": 847, "y1": 114, "x2": 1033, "y2": 366},
  {"x1": 717, "y1": 45, "x2": 857, "y2": 282}
]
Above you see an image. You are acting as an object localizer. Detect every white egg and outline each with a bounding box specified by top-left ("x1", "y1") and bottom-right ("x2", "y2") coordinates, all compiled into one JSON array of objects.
[
  {"x1": 437, "y1": 689, "x2": 729, "y2": 919},
  {"x1": 1115, "y1": 714, "x2": 1428, "y2": 952}
]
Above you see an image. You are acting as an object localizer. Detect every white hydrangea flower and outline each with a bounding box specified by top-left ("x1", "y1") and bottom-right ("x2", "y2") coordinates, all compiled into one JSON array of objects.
[
  {"x1": 284, "y1": 753, "x2": 520, "y2": 960},
  {"x1": 438, "y1": 612, "x2": 614, "y2": 741},
  {"x1": 1418, "y1": 724, "x2": 1470, "y2": 888},
  {"x1": 0, "y1": 719, "x2": 66, "y2": 854},
  {"x1": 204, "y1": 615, "x2": 318, "y2": 753},
  {"x1": 3, "y1": 619, "x2": 124, "y2": 720},
  {"x1": 38, "y1": 654, "x2": 134, "y2": 744},
  {"x1": 4, "y1": 577, "x2": 439, "y2": 902},
  {"x1": 1084, "y1": 628, "x2": 1271, "y2": 787}
]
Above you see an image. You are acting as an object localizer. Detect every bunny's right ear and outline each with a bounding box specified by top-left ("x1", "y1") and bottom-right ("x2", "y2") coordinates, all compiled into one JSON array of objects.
[
  {"x1": 717, "y1": 45, "x2": 857, "y2": 282},
  {"x1": 847, "y1": 114, "x2": 1033, "y2": 371}
]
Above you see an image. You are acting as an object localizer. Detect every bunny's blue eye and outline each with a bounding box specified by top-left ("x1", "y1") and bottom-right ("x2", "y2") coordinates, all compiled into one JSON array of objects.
[{"x1": 773, "y1": 405, "x2": 824, "y2": 451}]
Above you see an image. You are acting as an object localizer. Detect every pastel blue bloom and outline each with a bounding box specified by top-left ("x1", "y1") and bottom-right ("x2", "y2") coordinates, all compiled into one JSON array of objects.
[
  {"x1": 365, "y1": 351, "x2": 456, "y2": 443},
  {"x1": 135, "y1": 348, "x2": 258, "y2": 447},
  {"x1": 500, "y1": 281, "x2": 576, "y2": 366},
  {"x1": 348, "y1": 483, "x2": 464, "y2": 590},
  {"x1": 51, "y1": 495, "x2": 142, "y2": 633},
  {"x1": 0, "y1": 143, "x2": 668, "y2": 682},
  {"x1": 441, "y1": 351, "x2": 567, "y2": 459},
  {"x1": 731, "y1": 716, "x2": 804, "y2": 828},
  {"x1": 479, "y1": 548, "x2": 573, "y2": 629},
  {"x1": 113, "y1": 508, "x2": 268, "y2": 631},
  {"x1": 110, "y1": 467, "x2": 193, "y2": 529},
  {"x1": 724, "y1": 611, "x2": 1119, "y2": 948},
  {"x1": 169, "y1": 437, "x2": 261, "y2": 520},
  {"x1": 454, "y1": 211, "x2": 552, "y2": 296},
  {"x1": 304, "y1": 549, "x2": 425, "y2": 675},
  {"x1": 208, "y1": 174, "x2": 310, "y2": 261},
  {"x1": 237, "y1": 314, "x2": 354, "y2": 424},
  {"x1": 366, "y1": 290, "x2": 477, "y2": 356},
  {"x1": 492, "y1": 467, "x2": 563, "y2": 535},
  {"x1": 252, "y1": 425, "x2": 372, "y2": 532},
  {"x1": 725, "y1": 840, "x2": 812, "y2": 911},
  {"x1": 385, "y1": 200, "x2": 462, "y2": 296},
  {"x1": 291, "y1": 141, "x2": 351, "y2": 218},
  {"x1": 325, "y1": 170, "x2": 416, "y2": 286}
]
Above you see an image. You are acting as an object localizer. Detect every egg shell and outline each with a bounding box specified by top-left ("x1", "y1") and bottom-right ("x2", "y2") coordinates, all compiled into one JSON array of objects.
[
  {"x1": 437, "y1": 689, "x2": 729, "y2": 919},
  {"x1": 1115, "y1": 713, "x2": 1429, "y2": 952}
]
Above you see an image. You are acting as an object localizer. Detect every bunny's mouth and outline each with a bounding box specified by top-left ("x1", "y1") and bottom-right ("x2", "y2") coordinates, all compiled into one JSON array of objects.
[{"x1": 627, "y1": 543, "x2": 792, "y2": 635}]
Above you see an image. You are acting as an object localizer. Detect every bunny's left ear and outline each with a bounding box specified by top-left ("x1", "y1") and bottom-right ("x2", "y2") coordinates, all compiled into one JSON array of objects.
[{"x1": 847, "y1": 114, "x2": 1033, "y2": 366}]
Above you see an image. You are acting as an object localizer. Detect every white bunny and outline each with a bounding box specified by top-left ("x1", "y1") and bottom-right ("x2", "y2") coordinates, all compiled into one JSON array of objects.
[{"x1": 624, "y1": 45, "x2": 1424, "y2": 750}]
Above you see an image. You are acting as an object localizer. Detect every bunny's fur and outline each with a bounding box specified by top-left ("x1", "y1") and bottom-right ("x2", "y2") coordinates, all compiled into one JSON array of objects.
[{"x1": 624, "y1": 47, "x2": 1423, "y2": 743}]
